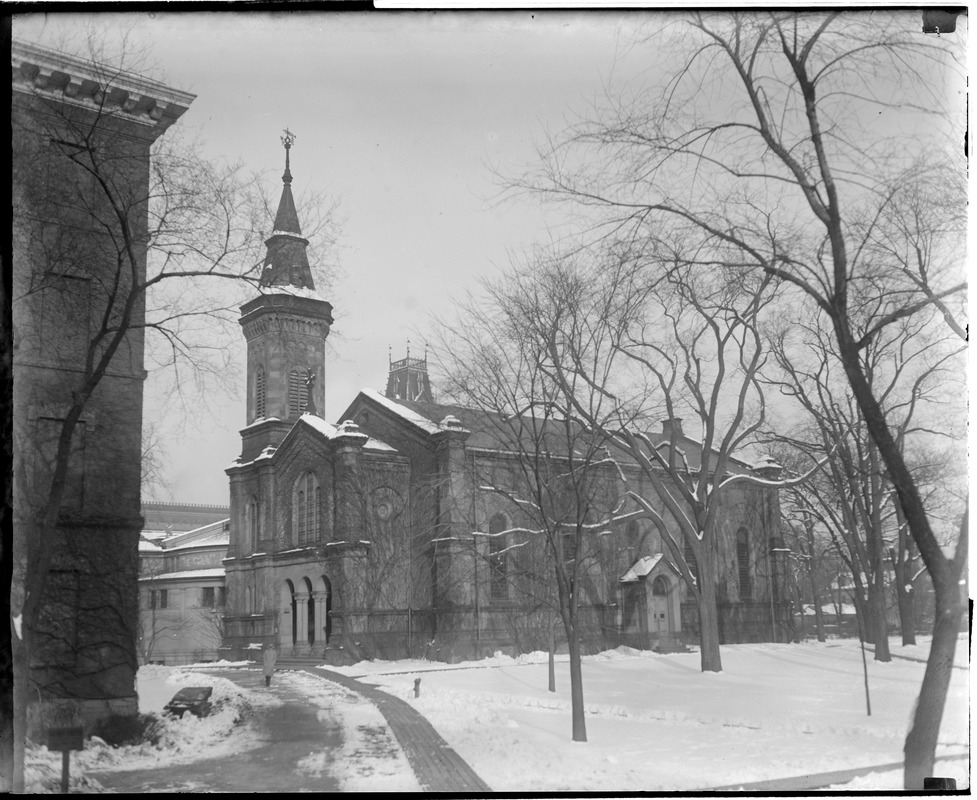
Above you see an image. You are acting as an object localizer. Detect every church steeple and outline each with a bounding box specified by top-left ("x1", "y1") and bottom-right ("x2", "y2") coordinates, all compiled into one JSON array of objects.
[
  {"x1": 238, "y1": 131, "x2": 334, "y2": 462},
  {"x1": 259, "y1": 129, "x2": 315, "y2": 290}
]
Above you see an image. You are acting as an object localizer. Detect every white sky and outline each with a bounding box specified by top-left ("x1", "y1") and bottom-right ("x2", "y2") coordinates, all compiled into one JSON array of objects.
[
  {"x1": 12, "y1": 10, "x2": 967, "y2": 506},
  {"x1": 15, "y1": 10, "x2": 659, "y2": 504}
]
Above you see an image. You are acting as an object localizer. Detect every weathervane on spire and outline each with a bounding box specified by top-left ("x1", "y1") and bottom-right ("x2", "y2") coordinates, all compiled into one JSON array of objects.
[{"x1": 281, "y1": 128, "x2": 296, "y2": 184}]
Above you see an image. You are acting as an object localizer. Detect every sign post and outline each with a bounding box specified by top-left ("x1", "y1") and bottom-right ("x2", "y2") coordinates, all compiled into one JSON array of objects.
[{"x1": 46, "y1": 727, "x2": 84, "y2": 793}]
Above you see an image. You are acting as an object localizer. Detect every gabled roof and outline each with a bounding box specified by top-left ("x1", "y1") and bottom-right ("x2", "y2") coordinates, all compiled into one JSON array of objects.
[
  {"x1": 349, "y1": 389, "x2": 756, "y2": 477},
  {"x1": 620, "y1": 553, "x2": 681, "y2": 583},
  {"x1": 233, "y1": 413, "x2": 399, "y2": 471}
]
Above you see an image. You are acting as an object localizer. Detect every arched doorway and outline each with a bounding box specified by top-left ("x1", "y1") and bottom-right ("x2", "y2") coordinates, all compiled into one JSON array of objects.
[{"x1": 650, "y1": 575, "x2": 675, "y2": 637}]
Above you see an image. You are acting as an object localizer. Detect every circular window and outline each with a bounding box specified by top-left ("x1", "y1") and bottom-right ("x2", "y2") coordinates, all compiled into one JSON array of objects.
[{"x1": 376, "y1": 501, "x2": 393, "y2": 520}]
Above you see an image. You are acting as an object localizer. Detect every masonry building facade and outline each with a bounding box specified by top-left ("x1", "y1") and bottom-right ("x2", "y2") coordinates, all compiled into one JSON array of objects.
[
  {"x1": 220, "y1": 149, "x2": 791, "y2": 664},
  {"x1": 12, "y1": 40, "x2": 193, "y2": 734}
]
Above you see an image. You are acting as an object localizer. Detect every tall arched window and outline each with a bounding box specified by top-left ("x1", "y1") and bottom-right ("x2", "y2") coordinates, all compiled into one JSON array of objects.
[
  {"x1": 625, "y1": 520, "x2": 640, "y2": 565},
  {"x1": 488, "y1": 512, "x2": 508, "y2": 600},
  {"x1": 315, "y1": 485, "x2": 322, "y2": 539},
  {"x1": 288, "y1": 368, "x2": 308, "y2": 417},
  {"x1": 246, "y1": 495, "x2": 259, "y2": 552},
  {"x1": 736, "y1": 528, "x2": 752, "y2": 600},
  {"x1": 254, "y1": 365, "x2": 266, "y2": 421},
  {"x1": 294, "y1": 472, "x2": 319, "y2": 545}
]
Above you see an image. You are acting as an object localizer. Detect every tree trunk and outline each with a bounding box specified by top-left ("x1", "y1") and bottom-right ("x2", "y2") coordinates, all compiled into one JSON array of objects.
[
  {"x1": 903, "y1": 593, "x2": 964, "y2": 788},
  {"x1": 11, "y1": 628, "x2": 30, "y2": 793},
  {"x1": 851, "y1": 580, "x2": 869, "y2": 642},
  {"x1": 892, "y1": 498, "x2": 916, "y2": 646},
  {"x1": 895, "y1": 581, "x2": 916, "y2": 647},
  {"x1": 867, "y1": 577, "x2": 891, "y2": 662},
  {"x1": 567, "y1": 627, "x2": 587, "y2": 742},
  {"x1": 903, "y1": 510, "x2": 967, "y2": 790},
  {"x1": 696, "y1": 546, "x2": 723, "y2": 672},
  {"x1": 809, "y1": 566, "x2": 827, "y2": 643},
  {"x1": 793, "y1": 578, "x2": 806, "y2": 642}
]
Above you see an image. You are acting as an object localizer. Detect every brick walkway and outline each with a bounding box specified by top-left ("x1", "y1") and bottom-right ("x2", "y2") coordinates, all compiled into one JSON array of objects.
[{"x1": 295, "y1": 666, "x2": 491, "y2": 793}]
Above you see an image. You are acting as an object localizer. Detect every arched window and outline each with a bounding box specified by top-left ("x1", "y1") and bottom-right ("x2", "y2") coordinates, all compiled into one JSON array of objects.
[
  {"x1": 288, "y1": 368, "x2": 308, "y2": 417},
  {"x1": 254, "y1": 365, "x2": 266, "y2": 421},
  {"x1": 737, "y1": 528, "x2": 752, "y2": 600},
  {"x1": 625, "y1": 520, "x2": 640, "y2": 564},
  {"x1": 315, "y1": 485, "x2": 322, "y2": 539},
  {"x1": 652, "y1": 575, "x2": 670, "y2": 596},
  {"x1": 488, "y1": 512, "x2": 508, "y2": 600},
  {"x1": 246, "y1": 495, "x2": 259, "y2": 552},
  {"x1": 294, "y1": 472, "x2": 319, "y2": 545}
]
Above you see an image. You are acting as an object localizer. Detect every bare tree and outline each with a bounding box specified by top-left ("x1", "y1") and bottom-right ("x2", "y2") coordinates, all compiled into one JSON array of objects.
[
  {"x1": 764, "y1": 306, "x2": 963, "y2": 660},
  {"x1": 435, "y1": 275, "x2": 639, "y2": 743},
  {"x1": 486, "y1": 240, "x2": 797, "y2": 673},
  {"x1": 11, "y1": 41, "x2": 338, "y2": 791},
  {"x1": 515, "y1": 12, "x2": 966, "y2": 785}
]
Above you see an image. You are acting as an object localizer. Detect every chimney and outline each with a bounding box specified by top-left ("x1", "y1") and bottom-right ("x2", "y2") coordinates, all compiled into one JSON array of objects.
[{"x1": 661, "y1": 417, "x2": 684, "y2": 437}]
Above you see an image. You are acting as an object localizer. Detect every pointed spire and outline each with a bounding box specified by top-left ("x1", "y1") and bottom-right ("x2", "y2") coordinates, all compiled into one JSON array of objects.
[{"x1": 259, "y1": 129, "x2": 315, "y2": 290}]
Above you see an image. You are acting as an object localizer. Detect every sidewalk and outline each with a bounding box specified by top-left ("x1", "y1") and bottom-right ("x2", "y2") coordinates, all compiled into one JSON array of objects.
[
  {"x1": 298, "y1": 665, "x2": 492, "y2": 792},
  {"x1": 91, "y1": 668, "x2": 343, "y2": 793},
  {"x1": 707, "y1": 754, "x2": 969, "y2": 792}
]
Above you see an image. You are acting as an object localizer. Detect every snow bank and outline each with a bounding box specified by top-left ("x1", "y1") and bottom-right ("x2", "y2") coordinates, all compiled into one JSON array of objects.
[{"x1": 24, "y1": 664, "x2": 275, "y2": 793}]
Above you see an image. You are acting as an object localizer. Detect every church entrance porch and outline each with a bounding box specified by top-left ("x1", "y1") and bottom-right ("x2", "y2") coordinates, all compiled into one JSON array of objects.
[
  {"x1": 618, "y1": 556, "x2": 684, "y2": 652},
  {"x1": 279, "y1": 573, "x2": 333, "y2": 658}
]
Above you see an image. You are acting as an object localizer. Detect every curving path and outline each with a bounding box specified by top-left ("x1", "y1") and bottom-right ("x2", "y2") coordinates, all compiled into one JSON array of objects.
[
  {"x1": 299, "y1": 665, "x2": 492, "y2": 792},
  {"x1": 90, "y1": 668, "x2": 343, "y2": 793}
]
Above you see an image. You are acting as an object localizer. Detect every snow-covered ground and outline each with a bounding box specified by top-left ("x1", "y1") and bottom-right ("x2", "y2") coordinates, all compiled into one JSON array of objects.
[
  {"x1": 24, "y1": 664, "x2": 273, "y2": 792},
  {"x1": 333, "y1": 635, "x2": 970, "y2": 792},
  {"x1": 23, "y1": 635, "x2": 969, "y2": 792}
]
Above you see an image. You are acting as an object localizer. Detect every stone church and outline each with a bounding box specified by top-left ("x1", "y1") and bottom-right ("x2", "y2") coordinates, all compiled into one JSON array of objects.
[{"x1": 220, "y1": 145, "x2": 791, "y2": 664}]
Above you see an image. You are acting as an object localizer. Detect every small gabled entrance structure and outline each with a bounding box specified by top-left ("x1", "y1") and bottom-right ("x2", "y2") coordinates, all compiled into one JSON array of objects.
[{"x1": 620, "y1": 554, "x2": 684, "y2": 652}]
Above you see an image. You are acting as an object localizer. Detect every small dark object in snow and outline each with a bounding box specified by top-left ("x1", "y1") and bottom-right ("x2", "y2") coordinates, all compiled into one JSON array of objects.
[{"x1": 164, "y1": 686, "x2": 213, "y2": 718}]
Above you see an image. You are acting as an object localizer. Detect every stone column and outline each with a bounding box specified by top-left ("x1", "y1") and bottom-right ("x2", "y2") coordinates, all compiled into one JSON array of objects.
[
  {"x1": 294, "y1": 592, "x2": 309, "y2": 646},
  {"x1": 313, "y1": 591, "x2": 329, "y2": 645}
]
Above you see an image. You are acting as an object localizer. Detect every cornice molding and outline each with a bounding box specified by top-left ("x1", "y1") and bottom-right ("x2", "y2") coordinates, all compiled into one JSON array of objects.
[{"x1": 12, "y1": 39, "x2": 195, "y2": 138}]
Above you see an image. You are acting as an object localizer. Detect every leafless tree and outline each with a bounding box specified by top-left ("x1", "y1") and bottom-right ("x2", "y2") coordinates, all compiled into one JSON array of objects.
[
  {"x1": 480, "y1": 240, "x2": 800, "y2": 674},
  {"x1": 435, "y1": 275, "x2": 640, "y2": 743},
  {"x1": 10, "y1": 41, "x2": 338, "y2": 791},
  {"x1": 513, "y1": 12, "x2": 966, "y2": 785},
  {"x1": 763, "y1": 304, "x2": 963, "y2": 660}
]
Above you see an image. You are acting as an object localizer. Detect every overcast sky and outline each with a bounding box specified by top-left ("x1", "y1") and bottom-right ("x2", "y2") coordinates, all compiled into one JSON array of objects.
[
  {"x1": 13, "y1": 10, "x2": 966, "y2": 506},
  {"x1": 15, "y1": 10, "x2": 660, "y2": 504}
]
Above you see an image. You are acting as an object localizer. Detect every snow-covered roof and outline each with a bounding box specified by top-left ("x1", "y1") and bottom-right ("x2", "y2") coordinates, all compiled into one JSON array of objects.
[
  {"x1": 139, "y1": 567, "x2": 225, "y2": 582},
  {"x1": 298, "y1": 413, "x2": 397, "y2": 452},
  {"x1": 139, "y1": 537, "x2": 164, "y2": 552},
  {"x1": 162, "y1": 519, "x2": 230, "y2": 550},
  {"x1": 359, "y1": 388, "x2": 444, "y2": 434},
  {"x1": 257, "y1": 283, "x2": 327, "y2": 303},
  {"x1": 620, "y1": 554, "x2": 664, "y2": 583}
]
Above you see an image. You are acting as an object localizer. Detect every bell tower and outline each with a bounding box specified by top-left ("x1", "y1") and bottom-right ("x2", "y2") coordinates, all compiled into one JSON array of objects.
[
  {"x1": 385, "y1": 342, "x2": 433, "y2": 403},
  {"x1": 238, "y1": 131, "x2": 333, "y2": 462}
]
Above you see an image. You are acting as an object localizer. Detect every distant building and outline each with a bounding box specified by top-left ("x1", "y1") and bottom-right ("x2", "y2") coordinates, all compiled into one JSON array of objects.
[
  {"x1": 138, "y1": 507, "x2": 230, "y2": 665},
  {"x1": 219, "y1": 145, "x2": 791, "y2": 664},
  {"x1": 12, "y1": 40, "x2": 193, "y2": 734}
]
